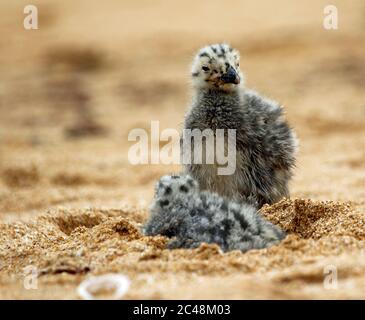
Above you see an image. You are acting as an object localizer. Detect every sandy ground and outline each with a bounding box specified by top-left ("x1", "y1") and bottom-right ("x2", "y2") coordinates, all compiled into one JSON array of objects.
[{"x1": 1, "y1": 0, "x2": 365, "y2": 299}]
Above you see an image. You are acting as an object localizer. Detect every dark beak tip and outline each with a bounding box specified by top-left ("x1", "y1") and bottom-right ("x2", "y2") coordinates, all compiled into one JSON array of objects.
[{"x1": 221, "y1": 67, "x2": 240, "y2": 84}]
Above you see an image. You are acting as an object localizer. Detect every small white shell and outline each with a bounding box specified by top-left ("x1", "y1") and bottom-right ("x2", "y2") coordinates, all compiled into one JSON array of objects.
[{"x1": 77, "y1": 274, "x2": 130, "y2": 300}]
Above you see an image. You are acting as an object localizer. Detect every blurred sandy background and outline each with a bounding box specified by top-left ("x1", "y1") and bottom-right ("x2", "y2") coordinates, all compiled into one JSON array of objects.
[{"x1": 1, "y1": 0, "x2": 365, "y2": 299}]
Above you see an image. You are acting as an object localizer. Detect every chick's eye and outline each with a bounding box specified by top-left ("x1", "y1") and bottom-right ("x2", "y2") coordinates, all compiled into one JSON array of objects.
[{"x1": 202, "y1": 66, "x2": 210, "y2": 72}]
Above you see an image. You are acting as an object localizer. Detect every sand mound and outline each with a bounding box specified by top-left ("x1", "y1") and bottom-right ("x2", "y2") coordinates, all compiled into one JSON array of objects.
[
  {"x1": 1, "y1": 199, "x2": 365, "y2": 299},
  {"x1": 261, "y1": 199, "x2": 365, "y2": 240}
]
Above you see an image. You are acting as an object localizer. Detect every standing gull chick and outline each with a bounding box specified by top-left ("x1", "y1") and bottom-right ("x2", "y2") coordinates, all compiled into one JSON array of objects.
[
  {"x1": 143, "y1": 175, "x2": 285, "y2": 252},
  {"x1": 183, "y1": 44, "x2": 298, "y2": 207}
]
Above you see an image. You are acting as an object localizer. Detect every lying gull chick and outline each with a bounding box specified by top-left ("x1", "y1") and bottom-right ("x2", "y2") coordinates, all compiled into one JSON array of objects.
[{"x1": 144, "y1": 175, "x2": 285, "y2": 252}]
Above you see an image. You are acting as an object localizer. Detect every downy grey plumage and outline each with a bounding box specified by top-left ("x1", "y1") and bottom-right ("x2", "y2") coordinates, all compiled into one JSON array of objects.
[
  {"x1": 183, "y1": 43, "x2": 298, "y2": 208},
  {"x1": 143, "y1": 174, "x2": 285, "y2": 252}
]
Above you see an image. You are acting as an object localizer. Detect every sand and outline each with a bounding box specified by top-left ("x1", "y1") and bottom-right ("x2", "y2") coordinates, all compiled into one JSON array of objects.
[{"x1": 1, "y1": 0, "x2": 365, "y2": 299}]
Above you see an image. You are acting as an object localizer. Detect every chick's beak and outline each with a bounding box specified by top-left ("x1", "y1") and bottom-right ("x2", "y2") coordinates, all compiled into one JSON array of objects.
[{"x1": 221, "y1": 66, "x2": 240, "y2": 84}]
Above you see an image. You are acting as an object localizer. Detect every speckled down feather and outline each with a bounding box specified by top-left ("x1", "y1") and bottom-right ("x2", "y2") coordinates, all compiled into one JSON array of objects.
[
  {"x1": 184, "y1": 44, "x2": 298, "y2": 207},
  {"x1": 144, "y1": 175, "x2": 286, "y2": 252}
]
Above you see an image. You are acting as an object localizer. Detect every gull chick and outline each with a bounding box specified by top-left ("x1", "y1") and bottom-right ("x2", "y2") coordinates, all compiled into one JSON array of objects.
[
  {"x1": 183, "y1": 43, "x2": 298, "y2": 207},
  {"x1": 144, "y1": 175, "x2": 285, "y2": 252}
]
